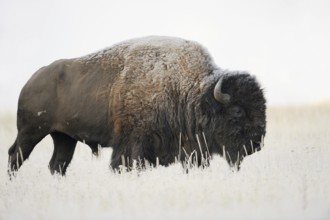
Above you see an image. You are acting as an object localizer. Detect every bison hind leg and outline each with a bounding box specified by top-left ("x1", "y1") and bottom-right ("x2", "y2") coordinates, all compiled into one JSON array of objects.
[
  {"x1": 86, "y1": 142, "x2": 100, "y2": 157},
  {"x1": 7, "y1": 139, "x2": 18, "y2": 177},
  {"x1": 8, "y1": 128, "x2": 48, "y2": 177},
  {"x1": 49, "y1": 132, "x2": 77, "y2": 175}
]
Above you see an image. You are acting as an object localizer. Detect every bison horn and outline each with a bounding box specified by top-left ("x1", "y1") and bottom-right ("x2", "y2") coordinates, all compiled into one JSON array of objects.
[{"x1": 214, "y1": 76, "x2": 230, "y2": 104}]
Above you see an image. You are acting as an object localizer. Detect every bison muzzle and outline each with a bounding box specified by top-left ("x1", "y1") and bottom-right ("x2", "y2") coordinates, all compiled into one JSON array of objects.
[{"x1": 8, "y1": 36, "x2": 266, "y2": 175}]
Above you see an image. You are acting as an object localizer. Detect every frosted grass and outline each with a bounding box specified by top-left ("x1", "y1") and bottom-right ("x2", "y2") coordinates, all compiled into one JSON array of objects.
[{"x1": 1, "y1": 105, "x2": 330, "y2": 220}]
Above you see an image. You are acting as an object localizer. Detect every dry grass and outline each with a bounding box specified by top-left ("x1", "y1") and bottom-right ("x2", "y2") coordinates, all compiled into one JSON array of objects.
[{"x1": 1, "y1": 105, "x2": 330, "y2": 220}]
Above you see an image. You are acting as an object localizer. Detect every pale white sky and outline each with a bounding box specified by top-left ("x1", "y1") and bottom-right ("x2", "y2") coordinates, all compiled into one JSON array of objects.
[{"x1": 1, "y1": 0, "x2": 330, "y2": 111}]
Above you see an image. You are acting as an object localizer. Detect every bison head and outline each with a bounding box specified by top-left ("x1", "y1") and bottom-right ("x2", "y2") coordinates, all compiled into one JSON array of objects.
[{"x1": 202, "y1": 72, "x2": 266, "y2": 169}]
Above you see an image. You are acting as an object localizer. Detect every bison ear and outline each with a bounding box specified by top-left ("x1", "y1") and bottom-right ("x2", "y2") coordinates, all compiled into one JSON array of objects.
[{"x1": 214, "y1": 76, "x2": 231, "y2": 104}]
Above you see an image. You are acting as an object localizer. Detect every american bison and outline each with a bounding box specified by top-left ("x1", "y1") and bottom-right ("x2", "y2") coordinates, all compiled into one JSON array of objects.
[{"x1": 8, "y1": 36, "x2": 266, "y2": 175}]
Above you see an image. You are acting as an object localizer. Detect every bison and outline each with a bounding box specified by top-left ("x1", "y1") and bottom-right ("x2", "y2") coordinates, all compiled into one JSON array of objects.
[{"x1": 8, "y1": 36, "x2": 266, "y2": 175}]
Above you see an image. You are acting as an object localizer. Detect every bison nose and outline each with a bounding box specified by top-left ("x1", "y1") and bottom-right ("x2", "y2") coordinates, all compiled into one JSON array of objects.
[
  {"x1": 250, "y1": 140, "x2": 262, "y2": 152},
  {"x1": 253, "y1": 141, "x2": 263, "y2": 151}
]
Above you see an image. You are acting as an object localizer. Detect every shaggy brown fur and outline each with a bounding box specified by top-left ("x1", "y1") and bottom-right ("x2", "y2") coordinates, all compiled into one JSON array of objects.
[{"x1": 8, "y1": 36, "x2": 266, "y2": 175}]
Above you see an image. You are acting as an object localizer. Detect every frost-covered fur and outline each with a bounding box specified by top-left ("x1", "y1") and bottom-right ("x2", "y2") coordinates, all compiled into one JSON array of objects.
[
  {"x1": 81, "y1": 37, "x2": 224, "y2": 166},
  {"x1": 8, "y1": 36, "x2": 266, "y2": 175}
]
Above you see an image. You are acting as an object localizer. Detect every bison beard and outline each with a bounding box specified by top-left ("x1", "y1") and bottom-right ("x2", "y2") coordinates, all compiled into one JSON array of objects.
[{"x1": 8, "y1": 36, "x2": 266, "y2": 176}]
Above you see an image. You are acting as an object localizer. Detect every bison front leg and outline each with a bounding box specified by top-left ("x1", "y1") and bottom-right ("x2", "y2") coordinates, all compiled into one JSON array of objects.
[
  {"x1": 49, "y1": 132, "x2": 77, "y2": 175},
  {"x1": 110, "y1": 140, "x2": 147, "y2": 172},
  {"x1": 110, "y1": 150, "x2": 144, "y2": 172}
]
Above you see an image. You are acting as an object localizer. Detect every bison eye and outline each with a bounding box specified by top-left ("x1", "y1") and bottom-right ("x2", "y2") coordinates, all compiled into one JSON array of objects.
[{"x1": 230, "y1": 106, "x2": 245, "y2": 118}]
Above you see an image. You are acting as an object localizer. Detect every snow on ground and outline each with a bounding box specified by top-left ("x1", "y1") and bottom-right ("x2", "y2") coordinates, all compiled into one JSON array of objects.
[{"x1": 0, "y1": 105, "x2": 329, "y2": 220}]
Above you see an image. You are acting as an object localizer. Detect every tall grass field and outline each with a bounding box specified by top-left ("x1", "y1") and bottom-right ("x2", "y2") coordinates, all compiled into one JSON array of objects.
[{"x1": 1, "y1": 104, "x2": 330, "y2": 220}]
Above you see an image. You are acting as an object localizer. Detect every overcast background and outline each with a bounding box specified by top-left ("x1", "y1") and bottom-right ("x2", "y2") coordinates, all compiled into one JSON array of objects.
[{"x1": 1, "y1": 0, "x2": 330, "y2": 112}]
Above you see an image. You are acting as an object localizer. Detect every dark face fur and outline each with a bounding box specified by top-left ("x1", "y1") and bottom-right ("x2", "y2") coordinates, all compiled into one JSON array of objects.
[{"x1": 202, "y1": 72, "x2": 266, "y2": 169}]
